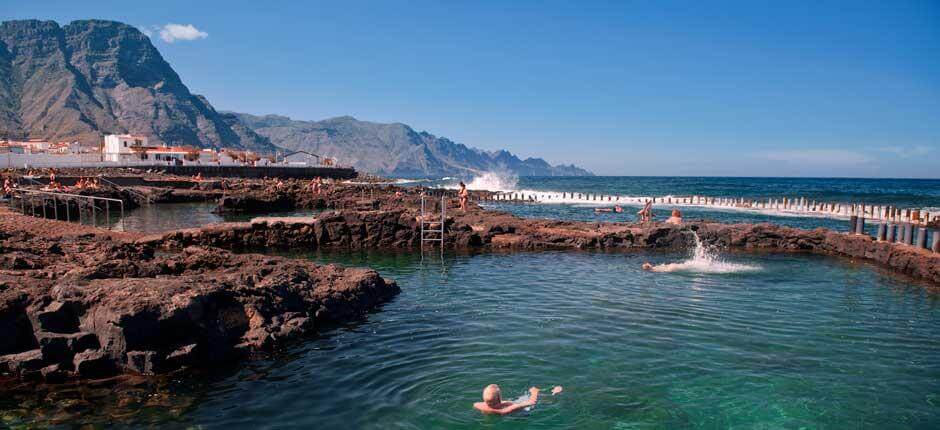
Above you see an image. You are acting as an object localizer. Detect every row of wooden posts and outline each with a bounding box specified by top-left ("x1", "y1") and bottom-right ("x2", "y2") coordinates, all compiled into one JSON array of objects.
[
  {"x1": 481, "y1": 192, "x2": 934, "y2": 226},
  {"x1": 850, "y1": 215, "x2": 940, "y2": 253}
]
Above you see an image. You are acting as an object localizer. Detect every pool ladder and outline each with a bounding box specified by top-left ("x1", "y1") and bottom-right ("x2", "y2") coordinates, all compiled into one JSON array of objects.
[{"x1": 420, "y1": 194, "x2": 446, "y2": 247}]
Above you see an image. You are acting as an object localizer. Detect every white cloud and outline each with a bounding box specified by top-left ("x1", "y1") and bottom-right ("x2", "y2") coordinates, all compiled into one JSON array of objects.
[
  {"x1": 756, "y1": 149, "x2": 873, "y2": 166},
  {"x1": 158, "y1": 24, "x2": 208, "y2": 43},
  {"x1": 875, "y1": 145, "x2": 933, "y2": 158}
]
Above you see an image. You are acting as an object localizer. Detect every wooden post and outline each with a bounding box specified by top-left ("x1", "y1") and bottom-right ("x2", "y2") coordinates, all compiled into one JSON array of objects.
[
  {"x1": 849, "y1": 215, "x2": 858, "y2": 234},
  {"x1": 903, "y1": 223, "x2": 914, "y2": 245},
  {"x1": 933, "y1": 230, "x2": 940, "y2": 253},
  {"x1": 916, "y1": 227, "x2": 927, "y2": 249},
  {"x1": 855, "y1": 215, "x2": 865, "y2": 235},
  {"x1": 876, "y1": 223, "x2": 887, "y2": 241},
  {"x1": 886, "y1": 223, "x2": 896, "y2": 242}
]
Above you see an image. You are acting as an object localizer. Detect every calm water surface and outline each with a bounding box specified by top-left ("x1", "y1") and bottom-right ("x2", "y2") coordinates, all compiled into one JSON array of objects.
[
  {"x1": 5, "y1": 249, "x2": 937, "y2": 429},
  {"x1": 105, "y1": 202, "x2": 320, "y2": 233}
]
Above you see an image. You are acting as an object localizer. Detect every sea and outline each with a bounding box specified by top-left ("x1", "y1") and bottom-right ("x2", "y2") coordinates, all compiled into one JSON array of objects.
[{"x1": 415, "y1": 175, "x2": 940, "y2": 234}]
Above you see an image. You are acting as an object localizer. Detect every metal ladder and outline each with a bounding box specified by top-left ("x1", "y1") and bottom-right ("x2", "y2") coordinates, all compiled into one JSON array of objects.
[{"x1": 420, "y1": 193, "x2": 446, "y2": 247}]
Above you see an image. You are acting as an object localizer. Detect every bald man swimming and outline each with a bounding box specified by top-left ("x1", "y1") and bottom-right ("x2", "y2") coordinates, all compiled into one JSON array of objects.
[{"x1": 473, "y1": 384, "x2": 563, "y2": 415}]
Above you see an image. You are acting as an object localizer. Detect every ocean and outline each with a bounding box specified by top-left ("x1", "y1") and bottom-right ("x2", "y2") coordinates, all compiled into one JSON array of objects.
[{"x1": 420, "y1": 175, "x2": 940, "y2": 233}]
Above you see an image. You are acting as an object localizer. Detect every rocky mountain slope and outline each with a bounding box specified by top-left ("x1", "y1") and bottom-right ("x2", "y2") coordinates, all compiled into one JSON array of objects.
[
  {"x1": 0, "y1": 18, "x2": 591, "y2": 176},
  {"x1": 0, "y1": 19, "x2": 273, "y2": 151},
  {"x1": 231, "y1": 113, "x2": 593, "y2": 177}
]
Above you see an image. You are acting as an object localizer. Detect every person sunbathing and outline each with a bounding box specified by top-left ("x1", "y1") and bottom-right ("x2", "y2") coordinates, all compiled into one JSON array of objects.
[
  {"x1": 473, "y1": 384, "x2": 562, "y2": 415},
  {"x1": 665, "y1": 209, "x2": 683, "y2": 225}
]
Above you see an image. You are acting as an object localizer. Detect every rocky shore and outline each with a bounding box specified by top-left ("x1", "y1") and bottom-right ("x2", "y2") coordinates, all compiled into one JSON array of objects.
[{"x1": 0, "y1": 209, "x2": 398, "y2": 383}]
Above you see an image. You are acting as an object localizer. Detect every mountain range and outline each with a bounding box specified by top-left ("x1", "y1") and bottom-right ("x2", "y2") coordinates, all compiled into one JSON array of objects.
[
  {"x1": 0, "y1": 19, "x2": 592, "y2": 177},
  {"x1": 230, "y1": 113, "x2": 592, "y2": 177}
]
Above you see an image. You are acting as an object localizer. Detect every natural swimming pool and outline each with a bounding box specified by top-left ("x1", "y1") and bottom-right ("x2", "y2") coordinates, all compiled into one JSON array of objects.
[{"x1": 4, "y1": 248, "x2": 937, "y2": 428}]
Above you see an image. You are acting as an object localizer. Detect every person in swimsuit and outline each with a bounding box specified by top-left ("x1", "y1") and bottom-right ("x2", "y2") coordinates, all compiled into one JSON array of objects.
[
  {"x1": 458, "y1": 181, "x2": 469, "y2": 211},
  {"x1": 637, "y1": 199, "x2": 654, "y2": 223},
  {"x1": 665, "y1": 209, "x2": 683, "y2": 224}
]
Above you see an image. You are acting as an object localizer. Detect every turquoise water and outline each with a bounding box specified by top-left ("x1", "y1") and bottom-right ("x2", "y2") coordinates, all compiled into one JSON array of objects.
[{"x1": 7, "y1": 249, "x2": 937, "y2": 428}]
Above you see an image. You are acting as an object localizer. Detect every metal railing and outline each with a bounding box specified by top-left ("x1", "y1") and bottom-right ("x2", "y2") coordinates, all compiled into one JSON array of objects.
[
  {"x1": 420, "y1": 194, "x2": 446, "y2": 246},
  {"x1": 13, "y1": 189, "x2": 125, "y2": 231},
  {"x1": 97, "y1": 176, "x2": 151, "y2": 204}
]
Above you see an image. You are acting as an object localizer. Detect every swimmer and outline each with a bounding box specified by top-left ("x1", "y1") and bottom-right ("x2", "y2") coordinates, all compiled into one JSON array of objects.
[
  {"x1": 473, "y1": 384, "x2": 563, "y2": 415},
  {"x1": 642, "y1": 261, "x2": 654, "y2": 271}
]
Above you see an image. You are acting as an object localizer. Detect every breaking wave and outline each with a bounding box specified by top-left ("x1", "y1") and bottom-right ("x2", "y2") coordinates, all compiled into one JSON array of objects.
[{"x1": 465, "y1": 170, "x2": 518, "y2": 192}]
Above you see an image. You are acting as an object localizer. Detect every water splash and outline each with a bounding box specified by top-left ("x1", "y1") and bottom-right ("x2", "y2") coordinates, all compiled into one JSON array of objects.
[
  {"x1": 466, "y1": 170, "x2": 518, "y2": 191},
  {"x1": 649, "y1": 231, "x2": 760, "y2": 274}
]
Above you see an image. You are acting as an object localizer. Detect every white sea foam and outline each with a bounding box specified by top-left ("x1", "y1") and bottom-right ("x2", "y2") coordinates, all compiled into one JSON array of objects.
[
  {"x1": 650, "y1": 232, "x2": 760, "y2": 274},
  {"x1": 465, "y1": 170, "x2": 519, "y2": 192},
  {"x1": 482, "y1": 189, "x2": 913, "y2": 222}
]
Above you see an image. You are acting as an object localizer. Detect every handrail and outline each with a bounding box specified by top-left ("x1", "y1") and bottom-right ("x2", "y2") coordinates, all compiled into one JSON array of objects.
[
  {"x1": 14, "y1": 189, "x2": 125, "y2": 231},
  {"x1": 18, "y1": 189, "x2": 123, "y2": 203},
  {"x1": 96, "y1": 176, "x2": 152, "y2": 204},
  {"x1": 19, "y1": 176, "x2": 44, "y2": 186}
]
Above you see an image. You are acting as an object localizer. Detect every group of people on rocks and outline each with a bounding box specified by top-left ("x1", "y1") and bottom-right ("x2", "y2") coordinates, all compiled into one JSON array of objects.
[
  {"x1": 593, "y1": 199, "x2": 682, "y2": 224},
  {"x1": 41, "y1": 172, "x2": 101, "y2": 192},
  {"x1": 72, "y1": 177, "x2": 101, "y2": 190}
]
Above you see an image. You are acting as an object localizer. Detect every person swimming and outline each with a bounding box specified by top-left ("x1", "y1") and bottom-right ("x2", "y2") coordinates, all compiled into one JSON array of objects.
[{"x1": 473, "y1": 384, "x2": 563, "y2": 415}]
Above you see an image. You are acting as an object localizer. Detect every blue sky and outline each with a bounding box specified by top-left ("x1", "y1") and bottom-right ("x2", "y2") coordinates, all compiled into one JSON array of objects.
[{"x1": 4, "y1": 0, "x2": 939, "y2": 177}]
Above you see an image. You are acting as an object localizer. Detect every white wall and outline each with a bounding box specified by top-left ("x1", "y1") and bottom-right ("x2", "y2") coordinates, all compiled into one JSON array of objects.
[{"x1": 1, "y1": 153, "x2": 256, "y2": 168}]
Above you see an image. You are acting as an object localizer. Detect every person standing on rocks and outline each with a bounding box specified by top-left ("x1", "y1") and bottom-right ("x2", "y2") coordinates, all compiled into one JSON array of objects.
[
  {"x1": 637, "y1": 199, "x2": 654, "y2": 223},
  {"x1": 458, "y1": 181, "x2": 469, "y2": 211},
  {"x1": 309, "y1": 176, "x2": 322, "y2": 196}
]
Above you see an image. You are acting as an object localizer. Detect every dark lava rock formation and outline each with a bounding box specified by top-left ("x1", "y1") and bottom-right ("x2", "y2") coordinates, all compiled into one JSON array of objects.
[
  {"x1": 0, "y1": 225, "x2": 398, "y2": 383},
  {"x1": 153, "y1": 197, "x2": 940, "y2": 286}
]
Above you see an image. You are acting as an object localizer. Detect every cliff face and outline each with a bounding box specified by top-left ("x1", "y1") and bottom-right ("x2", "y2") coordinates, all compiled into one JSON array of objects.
[
  {"x1": 232, "y1": 113, "x2": 594, "y2": 177},
  {"x1": 0, "y1": 18, "x2": 590, "y2": 175},
  {"x1": 0, "y1": 19, "x2": 274, "y2": 151}
]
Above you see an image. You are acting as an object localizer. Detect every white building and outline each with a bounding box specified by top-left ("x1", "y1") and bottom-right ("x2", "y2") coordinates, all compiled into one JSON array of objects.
[
  {"x1": 282, "y1": 150, "x2": 320, "y2": 166},
  {"x1": 146, "y1": 147, "x2": 217, "y2": 164},
  {"x1": 103, "y1": 134, "x2": 150, "y2": 162}
]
